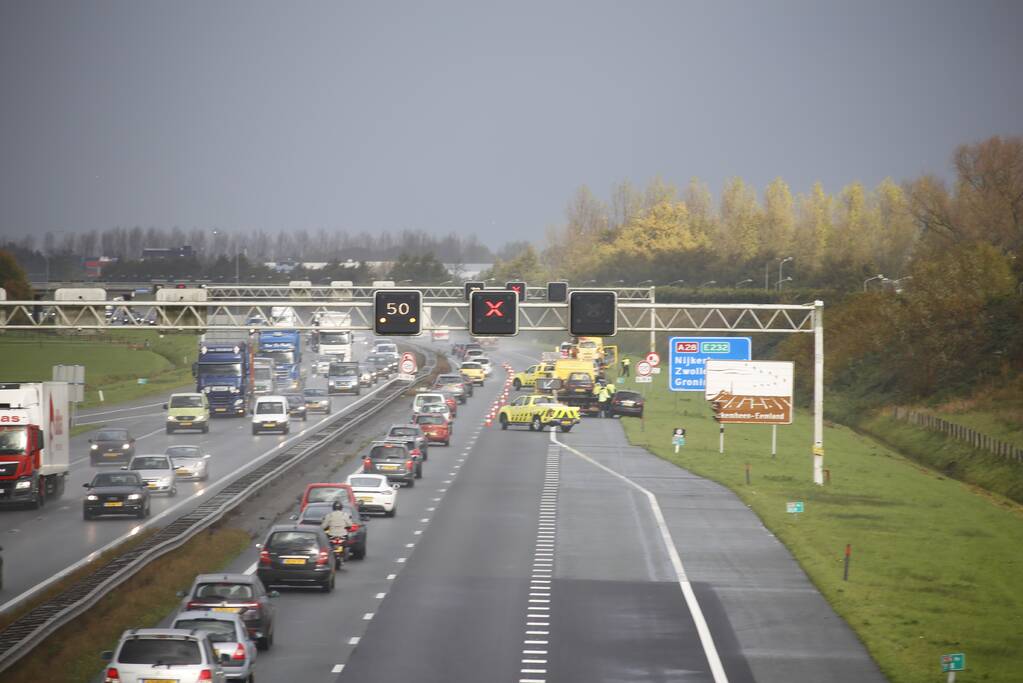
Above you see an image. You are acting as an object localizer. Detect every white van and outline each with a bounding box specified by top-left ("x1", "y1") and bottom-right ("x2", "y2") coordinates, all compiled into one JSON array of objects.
[{"x1": 252, "y1": 395, "x2": 290, "y2": 435}]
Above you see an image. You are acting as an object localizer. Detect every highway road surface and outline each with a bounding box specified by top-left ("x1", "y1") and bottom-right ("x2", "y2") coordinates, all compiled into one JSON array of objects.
[{"x1": 178, "y1": 339, "x2": 886, "y2": 683}]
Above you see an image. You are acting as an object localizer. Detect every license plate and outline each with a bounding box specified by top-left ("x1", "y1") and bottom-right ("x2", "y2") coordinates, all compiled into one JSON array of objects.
[
  {"x1": 175, "y1": 469, "x2": 192, "y2": 476},
  {"x1": 103, "y1": 501, "x2": 123, "y2": 507},
  {"x1": 147, "y1": 483, "x2": 158, "y2": 489},
  {"x1": 215, "y1": 408, "x2": 226, "y2": 412},
  {"x1": 263, "y1": 422, "x2": 276, "y2": 427},
  {"x1": 104, "y1": 452, "x2": 120, "y2": 457},
  {"x1": 379, "y1": 464, "x2": 398, "y2": 471},
  {"x1": 179, "y1": 422, "x2": 193, "y2": 427},
  {"x1": 358, "y1": 497, "x2": 372, "y2": 503},
  {"x1": 142, "y1": 679, "x2": 175, "y2": 683},
  {"x1": 282, "y1": 558, "x2": 306, "y2": 565},
  {"x1": 621, "y1": 401, "x2": 634, "y2": 407},
  {"x1": 212, "y1": 606, "x2": 241, "y2": 613}
]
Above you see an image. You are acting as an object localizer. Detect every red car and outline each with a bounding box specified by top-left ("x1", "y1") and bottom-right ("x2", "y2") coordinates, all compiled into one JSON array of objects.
[
  {"x1": 300, "y1": 483, "x2": 358, "y2": 512},
  {"x1": 413, "y1": 413, "x2": 452, "y2": 446}
]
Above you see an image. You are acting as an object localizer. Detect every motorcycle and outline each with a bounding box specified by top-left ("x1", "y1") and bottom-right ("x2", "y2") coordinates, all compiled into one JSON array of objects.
[{"x1": 328, "y1": 535, "x2": 349, "y2": 569}]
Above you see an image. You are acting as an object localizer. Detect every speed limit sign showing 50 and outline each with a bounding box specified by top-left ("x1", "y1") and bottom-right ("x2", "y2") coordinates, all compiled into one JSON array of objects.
[{"x1": 399, "y1": 352, "x2": 418, "y2": 377}]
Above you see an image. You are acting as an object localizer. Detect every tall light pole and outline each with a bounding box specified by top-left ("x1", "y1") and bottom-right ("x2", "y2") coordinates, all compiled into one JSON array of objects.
[
  {"x1": 863, "y1": 274, "x2": 885, "y2": 292},
  {"x1": 778, "y1": 256, "x2": 793, "y2": 291},
  {"x1": 736, "y1": 278, "x2": 753, "y2": 287},
  {"x1": 777, "y1": 276, "x2": 793, "y2": 290}
]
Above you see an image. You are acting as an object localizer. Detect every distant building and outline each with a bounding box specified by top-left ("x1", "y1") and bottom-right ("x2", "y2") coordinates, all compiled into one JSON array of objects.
[
  {"x1": 83, "y1": 256, "x2": 117, "y2": 278},
  {"x1": 142, "y1": 246, "x2": 195, "y2": 260}
]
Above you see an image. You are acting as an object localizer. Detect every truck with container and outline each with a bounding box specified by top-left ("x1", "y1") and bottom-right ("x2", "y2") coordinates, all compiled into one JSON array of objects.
[
  {"x1": 0, "y1": 382, "x2": 70, "y2": 508},
  {"x1": 252, "y1": 357, "x2": 276, "y2": 397},
  {"x1": 194, "y1": 340, "x2": 251, "y2": 417},
  {"x1": 258, "y1": 329, "x2": 303, "y2": 391}
]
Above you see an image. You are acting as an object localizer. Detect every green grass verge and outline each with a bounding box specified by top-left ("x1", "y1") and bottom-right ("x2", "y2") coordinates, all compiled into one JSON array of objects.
[
  {"x1": 5, "y1": 527, "x2": 250, "y2": 683},
  {"x1": 618, "y1": 380, "x2": 1023, "y2": 683},
  {"x1": 0, "y1": 331, "x2": 197, "y2": 407}
]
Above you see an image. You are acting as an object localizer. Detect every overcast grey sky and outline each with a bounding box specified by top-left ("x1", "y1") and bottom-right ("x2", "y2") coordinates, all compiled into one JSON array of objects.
[{"x1": 1, "y1": 1, "x2": 1020, "y2": 248}]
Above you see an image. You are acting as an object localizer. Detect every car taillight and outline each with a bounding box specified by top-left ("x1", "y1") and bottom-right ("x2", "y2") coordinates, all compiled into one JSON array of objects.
[
  {"x1": 316, "y1": 548, "x2": 330, "y2": 566},
  {"x1": 406, "y1": 459, "x2": 414, "y2": 471},
  {"x1": 232, "y1": 643, "x2": 247, "y2": 661},
  {"x1": 362, "y1": 458, "x2": 372, "y2": 470},
  {"x1": 104, "y1": 667, "x2": 120, "y2": 683},
  {"x1": 348, "y1": 523, "x2": 360, "y2": 533},
  {"x1": 411, "y1": 448, "x2": 421, "y2": 457},
  {"x1": 259, "y1": 549, "x2": 271, "y2": 566},
  {"x1": 198, "y1": 669, "x2": 214, "y2": 681},
  {"x1": 186, "y1": 601, "x2": 203, "y2": 609}
]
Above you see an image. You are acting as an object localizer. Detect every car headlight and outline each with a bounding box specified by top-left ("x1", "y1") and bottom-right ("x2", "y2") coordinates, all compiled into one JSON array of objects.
[
  {"x1": 91, "y1": 444, "x2": 98, "y2": 450},
  {"x1": 122, "y1": 443, "x2": 131, "y2": 449},
  {"x1": 86, "y1": 494, "x2": 99, "y2": 500},
  {"x1": 233, "y1": 398, "x2": 243, "y2": 406},
  {"x1": 158, "y1": 477, "x2": 171, "y2": 486},
  {"x1": 127, "y1": 493, "x2": 142, "y2": 500},
  {"x1": 229, "y1": 387, "x2": 239, "y2": 393},
  {"x1": 15, "y1": 480, "x2": 32, "y2": 490},
  {"x1": 203, "y1": 386, "x2": 212, "y2": 393}
]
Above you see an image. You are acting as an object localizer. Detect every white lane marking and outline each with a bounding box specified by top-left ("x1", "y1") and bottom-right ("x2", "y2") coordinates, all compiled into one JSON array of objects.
[
  {"x1": 332, "y1": 664, "x2": 344, "y2": 673},
  {"x1": 405, "y1": 543, "x2": 415, "y2": 548},
  {"x1": 550, "y1": 430, "x2": 730, "y2": 683},
  {"x1": 396, "y1": 557, "x2": 406, "y2": 563},
  {"x1": 76, "y1": 401, "x2": 166, "y2": 419},
  {"x1": 363, "y1": 613, "x2": 374, "y2": 620},
  {"x1": 244, "y1": 560, "x2": 258, "y2": 574},
  {"x1": 73, "y1": 413, "x2": 163, "y2": 427},
  {"x1": 420, "y1": 518, "x2": 430, "y2": 523},
  {"x1": 387, "y1": 573, "x2": 397, "y2": 580},
  {"x1": 522, "y1": 650, "x2": 548, "y2": 655},
  {"x1": 414, "y1": 529, "x2": 423, "y2": 535},
  {"x1": 348, "y1": 636, "x2": 360, "y2": 645},
  {"x1": 376, "y1": 592, "x2": 386, "y2": 599}
]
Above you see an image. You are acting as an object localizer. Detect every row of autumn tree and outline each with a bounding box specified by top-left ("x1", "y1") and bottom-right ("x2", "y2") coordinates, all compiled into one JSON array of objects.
[{"x1": 487, "y1": 136, "x2": 1023, "y2": 403}]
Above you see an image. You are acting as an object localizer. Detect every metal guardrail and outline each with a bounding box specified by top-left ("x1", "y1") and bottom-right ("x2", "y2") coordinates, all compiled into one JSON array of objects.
[{"x1": 0, "y1": 348, "x2": 438, "y2": 674}]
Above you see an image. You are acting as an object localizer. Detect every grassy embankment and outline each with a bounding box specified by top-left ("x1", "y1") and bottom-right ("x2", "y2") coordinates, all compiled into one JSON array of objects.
[
  {"x1": 615, "y1": 372, "x2": 1023, "y2": 683},
  {"x1": 0, "y1": 331, "x2": 197, "y2": 408},
  {"x1": 4, "y1": 527, "x2": 250, "y2": 683}
]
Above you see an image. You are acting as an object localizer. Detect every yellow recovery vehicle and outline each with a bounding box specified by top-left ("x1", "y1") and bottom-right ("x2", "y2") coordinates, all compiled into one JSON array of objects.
[{"x1": 498, "y1": 393, "x2": 580, "y2": 432}]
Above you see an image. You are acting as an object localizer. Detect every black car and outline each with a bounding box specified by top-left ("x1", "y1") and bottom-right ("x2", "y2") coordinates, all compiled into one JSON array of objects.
[
  {"x1": 257, "y1": 525, "x2": 336, "y2": 592},
  {"x1": 365, "y1": 354, "x2": 395, "y2": 378},
  {"x1": 82, "y1": 471, "x2": 150, "y2": 519},
  {"x1": 284, "y1": 393, "x2": 308, "y2": 421},
  {"x1": 610, "y1": 390, "x2": 645, "y2": 417},
  {"x1": 88, "y1": 428, "x2": 136, "y2": 465},
  {"x1": 178, "y1": 573, "x2": 277, "y2": 650},
  {"x1": 385, "y1": 424, "x2": 429, "y2": 461},
  {"x1": 361, "y1": 441, "x2": 417, "y2": 486},
  {"x1": 302, "y1": 388, "x2": 332, "y2": 414},
  {"x1": 296, "y1": 499, "x2": 370, "y2": 560}
]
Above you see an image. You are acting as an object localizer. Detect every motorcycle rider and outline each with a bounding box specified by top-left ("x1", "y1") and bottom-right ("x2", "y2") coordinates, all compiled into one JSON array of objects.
[{"x1": 321, "y1": 498, "x2": 353, "y2": 554}]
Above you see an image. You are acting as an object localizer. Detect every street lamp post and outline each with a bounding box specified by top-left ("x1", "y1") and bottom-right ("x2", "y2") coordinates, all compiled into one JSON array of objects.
[
  {"x1": 777, "y1": 276, "x2": 793, "y2": 290},
  {"x1": 863, "y1": 274, "x2": 885, "y2": 292},
  {"x1": 699, "y1": 280, "x2": 717, "y2": 288},
  {"x1": 667, "y1": 279, "x2": 685, "y2": 287},
  {"x1": 778, "y1": 256, "x2": 793, "y2": 291},
  {"x1": 736, "y1": 278, "x2": 753, "y2": 287}
]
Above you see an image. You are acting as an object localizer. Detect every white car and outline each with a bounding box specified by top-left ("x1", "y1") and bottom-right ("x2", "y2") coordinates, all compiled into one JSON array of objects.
[
  {"x1": 346, "y1": 473, "x2": 398, "y2": 517},
  {"x1": 412, "y1": 392, "x2": 451, "y2": 419},
  {"x1": 165, "y1": 445, "x2": 211, "y2": 481},
  {"x1": 102, "y1": 628, "x2": 228, "y2": 683},
  {"x1": 252, "y1": 396, "x2": 290, "y2": 435},
  {"x1": 477, "y1": 356, "x2": 494, "y2": 377},
  {"x1": 314, "y1": 356, "x2": 333, "y2": 376},
  {"x1": 126, "y1": 454, "x2": 178, "y2": 496},
  {"x1": 171, "y1": 611, "x2": 257, "y2": 682}
]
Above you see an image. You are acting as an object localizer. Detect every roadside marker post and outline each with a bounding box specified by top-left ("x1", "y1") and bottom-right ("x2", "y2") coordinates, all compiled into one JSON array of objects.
[
  {"x1": 941, "y1": 653, "x2": 965, "y2": 682},
  {"x1": 671, "y1": 428, "x2": 686, "y2": 454}
]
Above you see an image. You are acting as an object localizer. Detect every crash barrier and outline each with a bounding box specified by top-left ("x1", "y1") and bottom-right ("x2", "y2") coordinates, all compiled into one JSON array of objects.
[
  {"x1": 0, "y1": 347, "x2": 438, "y2": 674},
  {"x1": 887, "y1": 407, "x2": 1023, "y2": 463}
]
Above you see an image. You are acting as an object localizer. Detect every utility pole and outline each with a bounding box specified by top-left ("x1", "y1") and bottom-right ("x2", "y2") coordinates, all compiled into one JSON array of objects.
[{"x1": 813, "y1": 300, "x2": 825, "y2": 485}]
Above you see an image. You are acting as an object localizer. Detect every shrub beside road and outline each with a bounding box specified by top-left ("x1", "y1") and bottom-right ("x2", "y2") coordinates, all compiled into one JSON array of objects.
[{"x1": 618, "y1": 378, "x2": 1023, "y2": 683}]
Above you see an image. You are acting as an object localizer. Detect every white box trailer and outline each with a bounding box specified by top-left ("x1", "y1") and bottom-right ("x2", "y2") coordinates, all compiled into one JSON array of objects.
[{"x1": 0, "y1": 381, "x2": 70, "y2": 508}]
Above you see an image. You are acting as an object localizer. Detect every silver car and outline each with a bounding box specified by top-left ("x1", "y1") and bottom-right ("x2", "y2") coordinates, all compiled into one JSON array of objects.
[
  {"x1": 126, "y1": 454, "x2": 178, "y2": 496},
  {"x1": 172, "y1": 611, "x2": 257, "y2": 681},
  {"x1": 102, "y1": 628, "x2": 228, "y2": 682},
  {"x1": 166, "y1": 445, "x2": 211, "y2": 482}
]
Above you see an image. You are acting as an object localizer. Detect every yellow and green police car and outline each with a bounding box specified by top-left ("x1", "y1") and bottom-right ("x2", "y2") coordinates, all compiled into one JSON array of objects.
[{"x1": 498, "y1": 395, "x2": 580, "y2": 432}]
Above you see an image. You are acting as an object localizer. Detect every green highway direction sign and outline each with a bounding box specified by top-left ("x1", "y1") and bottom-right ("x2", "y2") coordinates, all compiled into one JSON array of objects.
[
  {"x1": 786, "y1": 501, "x2": 804, "y2": 513},
  {"x1": 941, "y1": 653, "x2": 965, "y2": 672}
]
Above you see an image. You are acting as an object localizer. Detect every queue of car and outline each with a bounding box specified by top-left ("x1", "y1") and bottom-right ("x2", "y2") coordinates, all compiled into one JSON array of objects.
[{"x1": 97, "y1": 335, "x2": 468, "y2": 682}]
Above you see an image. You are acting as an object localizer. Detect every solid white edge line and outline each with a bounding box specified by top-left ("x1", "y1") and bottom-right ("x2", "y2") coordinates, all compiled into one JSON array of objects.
[{"x1": 550, "y1": 430, "x2": 730, "y2": 683}]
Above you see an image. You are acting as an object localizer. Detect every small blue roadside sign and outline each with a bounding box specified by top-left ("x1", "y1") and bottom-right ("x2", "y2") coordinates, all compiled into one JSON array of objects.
[{"x1": 669, "y1": 337, "x2": 752, "y2": 392}]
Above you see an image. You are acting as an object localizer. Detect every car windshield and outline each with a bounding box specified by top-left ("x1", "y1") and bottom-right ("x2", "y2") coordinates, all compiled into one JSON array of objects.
[
  {"x1": 303, "y1": 389, "x2": 326, "y2": 397},
  {"x1": 389, "y1": 427, "x2": 418, "y2": 437},
  {"x1": 437, "y1": 375, "x2": 462, "y2": 383},
  {"x1": 329, "y1": 363, "x2": 358, "y2": 376},
  {"x1": 319, "y1": 332, "x2": 351, "y2": 344},
  {"x1": 369, "y1": 445, "x2": 406, "y2": 460},
  {"x1": 617, "y1": 391, "x2": 642, "y2": 400},
  {"x1": 461, "y1": 363, "x2": 481, "y2": 370},
  {"x1": 0, "y1": 426, "x2": 27, "y2": 454},
  {"x1": 91, "y1": 472, "x2": 141, "y2": 487},
  {"x1": 118, "y1": 638, "x2": 201, "y2": 665},
  {"x1": 96, "y1": 430, "x2": 129, "y2": 441},
  {"x1": 169, "y1": 395, "x2": 204, "y2": 408},
  {"x1": 267, "y1": 531, "x2": 319, "y2": 552},
  {"x1": 348, "y1": 476, "x2": 382, "y2": 488},
  {"x1": 417, "y1": 395, "x2": 444, "y2": 405},
  {"x1": 299, "y1": 505, "x2": 331, "y2": 524},
  {"x1": 285, "y1": 395, "x2": 304, "y2": 406},
  {"x1": 256, "y1": 402, "x2": 284, "y2": 414},
  {"x1": 131, "y1": 456, "x2": 169, "y2": 470},
  {"x1": 580, "y1": 341, "x2": 597, "y2": 349},
  {"x1": 265, "y1": 350, "x2": 295, "y2": 364},
  {"x1": 254, "y1": 366, "x2": 273, "y2": 380},
  {"x1": 375, "y1": 344, "x2": 397, "y2": 354},
  {"x1": 416, "y1": 415, "x2": 445, "y2": 425},
  {"x1": 306, "y1": 486, "x2": 345, "y2": 503},
  {"x1": 172, "y1": 619, "x2": 237, "y2": 644},
  {"x1": 568, "y1": 372, "x2": 592, "y2": 382},
  {"x1": 194, "y1": 582, "x2": 253, "y2": 600},
  {"x1": 165, "y1": 446, "x2": 200, "y2": 458}
]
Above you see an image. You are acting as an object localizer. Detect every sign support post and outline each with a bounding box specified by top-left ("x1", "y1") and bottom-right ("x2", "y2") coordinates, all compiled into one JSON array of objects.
[
  {"x1": 813, "y1": 300, "x2": 825, "y2": 485},
  {"x1": 648, "y1": 286, "x2": 656, "y2": 353},
  {"x1": 719, "y1": 424, "x2": 724, "y2": 454},
  {"x1": 772, "y1": 424, "x2": 777, "y2": 458}
]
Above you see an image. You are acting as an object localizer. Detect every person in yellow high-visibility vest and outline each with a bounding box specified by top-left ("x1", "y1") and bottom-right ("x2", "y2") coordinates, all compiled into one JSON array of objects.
[
  {"x1": 621, "y1": 357, "x2": 631, "y2": 377},
  {"x1": 597, "y1": 384, "x2": 611, "y2": 418}
]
